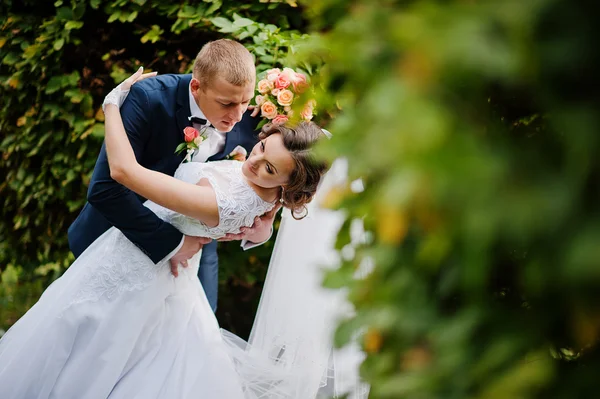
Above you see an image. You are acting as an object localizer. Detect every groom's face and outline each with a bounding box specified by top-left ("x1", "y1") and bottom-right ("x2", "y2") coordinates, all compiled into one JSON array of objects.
[{"x1": 192, "y1": 75, "x2": 255, "y2": 132}]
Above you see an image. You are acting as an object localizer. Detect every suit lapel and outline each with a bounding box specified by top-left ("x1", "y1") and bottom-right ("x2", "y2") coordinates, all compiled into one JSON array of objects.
[{"x1": 175, "y1": 74, "x2": 193, "y2": 140}]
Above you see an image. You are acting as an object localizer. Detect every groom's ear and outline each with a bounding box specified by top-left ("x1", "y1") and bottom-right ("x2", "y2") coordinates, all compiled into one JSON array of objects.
[{"x1": 190, "y1": 77, "x2": 202, "y2": 95}]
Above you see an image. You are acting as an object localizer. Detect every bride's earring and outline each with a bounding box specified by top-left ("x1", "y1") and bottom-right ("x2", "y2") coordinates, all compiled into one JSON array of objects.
[{"x1": 280, "y1": 187, "x2": 285, "y2": 204}]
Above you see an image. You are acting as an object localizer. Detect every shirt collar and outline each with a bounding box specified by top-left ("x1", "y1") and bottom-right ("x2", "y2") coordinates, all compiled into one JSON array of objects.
[{"x1": 188, "y1": 82, "x2": 206, "y2": 121}]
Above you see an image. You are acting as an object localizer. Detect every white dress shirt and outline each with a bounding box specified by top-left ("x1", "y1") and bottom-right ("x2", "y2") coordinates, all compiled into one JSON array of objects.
[{"x1": 188, "y1": 85, "x2": 227, "y2": 163}]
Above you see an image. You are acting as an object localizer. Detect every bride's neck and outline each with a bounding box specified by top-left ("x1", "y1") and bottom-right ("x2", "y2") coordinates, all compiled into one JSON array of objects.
[{"x1": 244, "y1": 177, "x2": 280, "y2": 203}]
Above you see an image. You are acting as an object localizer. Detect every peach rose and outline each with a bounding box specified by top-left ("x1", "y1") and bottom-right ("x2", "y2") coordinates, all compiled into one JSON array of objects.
[
  {"x1": 277, "y1": 89, "x2": 294, "y2": 107},
  {"x1": 266, "y1": 68, "x2": 281, "y2": 82},
  {"x1": 271, "y1": 88, "x2": 280, "y2": 96},
  {"x1": 261, "y1": 101, "x2": 278, "y2": 119},
  {"x1": 267, "y1": 72, "x2": 279, "y2": 82},
  {"x1": 282, "y1": 67, "x2": 296, "y2": 80},
  {"x1": 254, "y1": 95, "x2": 266, "y2": 106},
  {"x1": 229, "y1": 145, "x2": 248, "y2": 162},
  {"x1": 274, "y1": 73, "x2": 291, "y2": 90},
  {"x1": 232, "y1": 152, "x2": 246, "y2": 162},
  {"x1": 183, "y1": 126, "x2": 199, "y2": 143},
  {"x1": 272, "y1": 114, "x2": 289, "y2": 125},
  {"x1": 301, "y1": 105, "x2": 313, "y2": 121},
  {"x1": 257, "y1": 79, "x2": 274, "y2": 94},
  {"x1": 292, "y1": 73, "x2": 309, "y2": 93}
]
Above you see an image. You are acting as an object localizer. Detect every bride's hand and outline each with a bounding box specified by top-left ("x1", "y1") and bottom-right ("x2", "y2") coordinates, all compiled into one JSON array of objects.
[
  {"x1": 102, "y1": 67, "x2": 158, "y2": 112},
  {"x1": 120, "y1": 66, "x2": 158, "y2": 91}
]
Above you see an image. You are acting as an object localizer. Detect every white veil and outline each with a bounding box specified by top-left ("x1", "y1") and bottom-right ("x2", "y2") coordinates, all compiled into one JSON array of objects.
[{"x1": 237, "y1": 158, "x2": 370, "y2": 398}]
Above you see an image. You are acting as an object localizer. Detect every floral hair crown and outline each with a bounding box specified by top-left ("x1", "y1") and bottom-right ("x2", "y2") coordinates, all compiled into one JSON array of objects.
[{"x1": 254, "y1": 67, "x2": 315, "y2": 127}]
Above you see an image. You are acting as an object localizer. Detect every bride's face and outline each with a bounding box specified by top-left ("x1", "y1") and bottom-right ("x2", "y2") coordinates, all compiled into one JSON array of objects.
[{"x1": 242, "y1": 133, "x2": 295, "y2": 189}]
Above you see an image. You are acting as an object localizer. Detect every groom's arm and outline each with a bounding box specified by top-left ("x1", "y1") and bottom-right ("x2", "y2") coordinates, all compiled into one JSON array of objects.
[{"x1": 87, "y1": 84, "x2": 183, "y2": 263}]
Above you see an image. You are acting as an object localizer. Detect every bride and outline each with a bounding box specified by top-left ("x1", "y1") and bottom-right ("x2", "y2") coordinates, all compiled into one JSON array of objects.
[{"x1": 0, "y1": 70, "x2": 328, "y2": 398}]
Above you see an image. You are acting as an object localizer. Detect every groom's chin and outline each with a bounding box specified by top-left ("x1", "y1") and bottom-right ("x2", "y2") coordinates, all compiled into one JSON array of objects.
[{"x1": 216, "y1": 121, "x2": 235, "y2": 132}]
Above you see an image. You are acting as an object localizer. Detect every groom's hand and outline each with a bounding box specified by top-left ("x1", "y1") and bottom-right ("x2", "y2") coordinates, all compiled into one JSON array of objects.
[
  {"x1": 219, "y1": 203, "x2": 281, "y2": 243},
  {"x1": 169, "y1": 235, "x2": 211, "y2": 277}
]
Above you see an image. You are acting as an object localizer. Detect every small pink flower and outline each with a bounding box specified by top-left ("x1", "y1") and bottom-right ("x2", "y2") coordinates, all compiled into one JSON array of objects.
[
  {"x1": 292, "y1": 73, "x2": 309, "y2": 93},
  {"x1": 257, "y1": 79, "x2": 274, "y2": 94},
  {"x1": 301, "y1": 105, "x2": 313, "y2": 121},
  {"x1": 293, "y1": 71, "x2": 305, "y2": 81},
  {"x1": 254, "y1": 95, "x2": 266, "y2": 106},
  {"x1": 228, "y1": 145, "x2": 248, "y2": 162},
  {"x1": 271, "y1": 88, "x2": 280, "y2": 96},
  {"x1": 267, "y1": 72, "x2": 279, "y2": 82},
  {"x1": 282, "y1": 67, "x2": 297, "y2": 80},
  {"x1": 277, "y1": 89, "x2": 294, "y2": 107},
  {"x1": 261, "y1": 101, "x2": 278, "y2": 119},
  {"x1": 266, "y1": 68, "x2": 281, "y2": 82},
  {"x1": 272, "y1": 114, "x2": 289, "y2": 125},
  {"x1": 183, "y1": 126, "x2": 199, "y2": 143},
  {"x1": 274, "y1": 73, "x2": 291, "y2": 90}
]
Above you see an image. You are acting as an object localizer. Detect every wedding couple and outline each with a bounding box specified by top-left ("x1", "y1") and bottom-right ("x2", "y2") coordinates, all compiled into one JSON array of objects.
[{"x1": 0, "y1": 39, "x2": 368, "y2": 398}]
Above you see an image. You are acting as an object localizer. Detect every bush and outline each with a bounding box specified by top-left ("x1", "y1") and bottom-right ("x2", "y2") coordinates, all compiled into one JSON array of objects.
[
  {"x1": 0, "y1": 0, "x2": 307, "y2": 336},
  {"x1": 301, "y1": 0, "x2": 600, "y2": 397}
]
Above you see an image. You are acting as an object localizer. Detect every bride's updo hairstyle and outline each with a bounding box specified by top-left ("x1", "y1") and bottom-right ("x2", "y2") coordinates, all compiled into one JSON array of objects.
[{"x1": 259, "y1": 121, "x2": 328, "y2": 219}]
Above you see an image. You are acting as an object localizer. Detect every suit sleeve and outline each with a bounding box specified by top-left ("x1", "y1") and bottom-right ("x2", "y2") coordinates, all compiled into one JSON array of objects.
[{"x1": 87, "y1": 84, "x2": 183, "y2": 263}]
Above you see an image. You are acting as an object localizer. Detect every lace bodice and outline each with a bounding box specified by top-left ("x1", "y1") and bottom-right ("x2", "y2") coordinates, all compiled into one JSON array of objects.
[{"x1": 147, "y1": 160, "x2": 276, "y2": 239}]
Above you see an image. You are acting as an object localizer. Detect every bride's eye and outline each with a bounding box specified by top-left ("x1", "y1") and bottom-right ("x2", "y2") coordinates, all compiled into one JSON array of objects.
[{"x1": 266, "y1": 164, "x2": 273, "y2": 174}]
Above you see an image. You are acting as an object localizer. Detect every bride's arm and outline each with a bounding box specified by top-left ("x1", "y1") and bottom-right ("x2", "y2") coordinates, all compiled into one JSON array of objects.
[{"x1": 103, "y1": 104, "x2": 220, "y2": 227}]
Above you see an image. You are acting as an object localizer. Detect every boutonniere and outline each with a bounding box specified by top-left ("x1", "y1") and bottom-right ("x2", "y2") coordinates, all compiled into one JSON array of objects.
[
  {"x1": 175, "y1": 126, "x2": 208, "y2": 162},
  {"x1": 225, "y1": 145, "x2": 248, "y2": 162}
]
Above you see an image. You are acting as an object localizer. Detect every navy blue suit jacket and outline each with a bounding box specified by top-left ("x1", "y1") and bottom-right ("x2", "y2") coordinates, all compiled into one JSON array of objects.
[{"x1": 68, "y1": 74, "x2": 259, "y2": 263}]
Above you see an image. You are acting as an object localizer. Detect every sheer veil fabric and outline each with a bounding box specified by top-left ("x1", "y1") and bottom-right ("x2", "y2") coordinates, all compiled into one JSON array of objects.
[{"x1": 224, "y1": 159, "x2": 370, "y2": 398}]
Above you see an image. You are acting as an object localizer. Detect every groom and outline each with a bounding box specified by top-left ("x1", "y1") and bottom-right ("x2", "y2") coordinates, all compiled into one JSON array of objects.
[{"x1": 68, "y1": 39, "x2": 273, "y2": 312}]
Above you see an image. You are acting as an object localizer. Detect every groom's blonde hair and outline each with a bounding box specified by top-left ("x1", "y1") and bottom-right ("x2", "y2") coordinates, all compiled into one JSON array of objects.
[{"x1": 193, "y1": 39, "x2": 255, "y2": 89}]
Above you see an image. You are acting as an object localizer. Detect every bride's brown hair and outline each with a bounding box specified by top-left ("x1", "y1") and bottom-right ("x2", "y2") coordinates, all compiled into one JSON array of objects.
[{"x1": 258, "y1": 122, "x2": 329, "y2": 219}]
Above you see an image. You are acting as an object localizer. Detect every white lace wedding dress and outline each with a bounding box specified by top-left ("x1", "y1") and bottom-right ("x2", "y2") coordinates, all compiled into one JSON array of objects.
[{"x1": 0, "y1": 160, "x2": 279, "y2": 399}]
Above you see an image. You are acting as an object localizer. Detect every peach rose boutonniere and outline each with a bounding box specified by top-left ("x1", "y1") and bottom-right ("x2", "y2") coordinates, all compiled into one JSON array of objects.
[
  {"x1": 252, "y1": 67, "x2": 316, "y2": 129},
  {"x1": 225, "y1": 145, "x2": 248, "y2": 162},
  {"x1": 175, "y1": 126, "x2": 208, "y2": 162}
]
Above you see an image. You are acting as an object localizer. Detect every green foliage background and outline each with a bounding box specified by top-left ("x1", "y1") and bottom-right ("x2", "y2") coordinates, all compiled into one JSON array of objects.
[
  {"x1": 300, "y1": 0, "x2": 600, "y2": 397},
  {"x1": 2, "y1": 0, "x2": 600, "y2": 397},
  {"x1": 0, "y1": 0, "x2": 306, "y2": 336}
]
